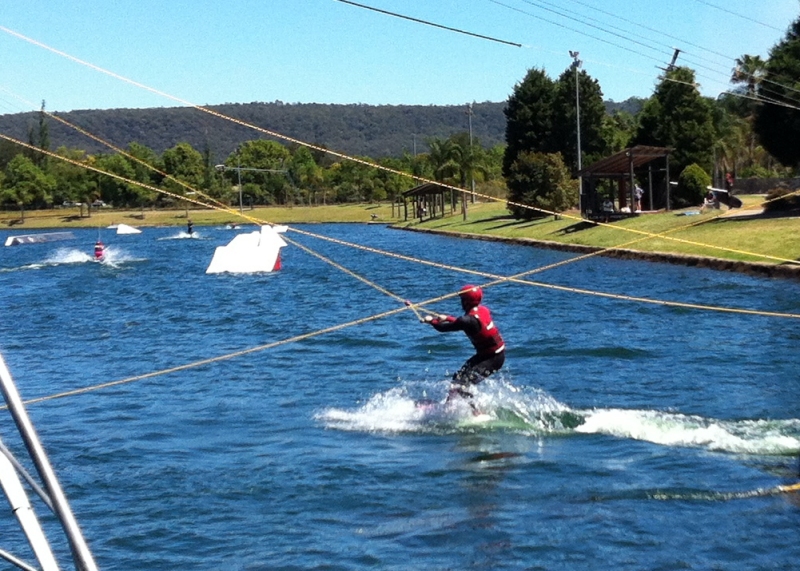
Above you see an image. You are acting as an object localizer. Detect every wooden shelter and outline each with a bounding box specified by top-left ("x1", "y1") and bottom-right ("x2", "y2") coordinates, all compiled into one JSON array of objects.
[
  {"x1": 579, "y1": 145, "x2": 671, "y2": 221},
  {"x1": 402, "y1": 183, "x2": 459, "y2": 221}
]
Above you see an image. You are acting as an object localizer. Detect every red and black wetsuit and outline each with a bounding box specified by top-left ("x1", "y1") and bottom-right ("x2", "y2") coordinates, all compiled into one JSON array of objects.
[{"x1": 431, "y1": 305, "x2": 505, "y2": 387}]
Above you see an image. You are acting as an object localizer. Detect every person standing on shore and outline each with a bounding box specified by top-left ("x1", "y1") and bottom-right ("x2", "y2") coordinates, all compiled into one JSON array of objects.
[
  {"x1": 725, "y1": 172, "x2": 735, "y2": 193},
  {"x1": 634, "y1": 184, "x2": 644, "y2": 212}
]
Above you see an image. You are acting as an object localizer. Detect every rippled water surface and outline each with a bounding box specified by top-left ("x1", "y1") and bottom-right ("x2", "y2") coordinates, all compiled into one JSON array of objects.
[{"x1": 1, "y1": 223, "x2": 799, "y2": 570}]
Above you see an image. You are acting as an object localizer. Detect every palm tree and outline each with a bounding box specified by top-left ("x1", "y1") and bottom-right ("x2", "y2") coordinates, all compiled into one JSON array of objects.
[
  {"x1": 731, "y1": 54, "x2": 766, "y2": 96},
  {"x1": 453, "y1": 142, "x2": 488, "y2": 193},
  {"x1": 425, "y1": 138, "x2": 459, "y2": 183}
]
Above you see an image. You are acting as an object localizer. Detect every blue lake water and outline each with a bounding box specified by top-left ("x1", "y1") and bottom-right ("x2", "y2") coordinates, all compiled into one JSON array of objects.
[{"x1": 1, "y1": 223, "x2": 799, "y2": 570}]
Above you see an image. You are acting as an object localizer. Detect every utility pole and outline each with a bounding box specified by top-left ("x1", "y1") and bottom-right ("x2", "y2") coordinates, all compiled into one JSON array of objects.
[
  {"x1": 216, "y1": 160, "x2": 289, "y2": 214},
  {"x1": 667, "y1": 48, "x2": 681, "y2": 71},
  {"x1": 467, "y1": 102, "x2": 475, "y2": 203},
  {"x1": 237, "y1": 153, "x2": 243, "y2": 215},
  {"x1": 570, "y1": 51, "x2": 583, "y2": 213}
]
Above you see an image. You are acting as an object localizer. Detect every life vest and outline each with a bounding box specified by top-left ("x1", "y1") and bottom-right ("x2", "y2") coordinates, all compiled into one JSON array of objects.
[
  {"x1": 94, "y1": 243, "x2": 104, "y2": 259},
  {"x1": 466, "y1": 305, "x2": 504, "y2": 356}
]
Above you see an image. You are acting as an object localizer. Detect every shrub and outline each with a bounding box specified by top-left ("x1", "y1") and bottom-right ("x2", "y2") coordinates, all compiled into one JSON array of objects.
[
  {"x1": 505, "y1": 151, "x2": 579, "y2": 219},
  {"x1": 764, "y1": 185, "x2": 800, "y2": 212},
  {"x1": 675, "y1": 163, "x2": 710, "y2": 208}
]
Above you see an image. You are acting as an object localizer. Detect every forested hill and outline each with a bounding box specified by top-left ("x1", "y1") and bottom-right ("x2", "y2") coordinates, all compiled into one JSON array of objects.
[
  {"x1": 0, "y1": 102, "x2": 506, "y2": 160},
  {"x1": 0, "y1": 98, "x2": 642, "y2": 160}
]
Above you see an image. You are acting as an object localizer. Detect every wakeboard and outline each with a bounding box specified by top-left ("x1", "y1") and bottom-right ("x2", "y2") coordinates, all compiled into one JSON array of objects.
[{"x1": 414, "y1": 399, "x2": 493, "y2": 424}]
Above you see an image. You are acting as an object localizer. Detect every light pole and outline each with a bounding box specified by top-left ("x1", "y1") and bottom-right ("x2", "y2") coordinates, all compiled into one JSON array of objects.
[
  {"x1": 213, "y1": 155, "x2": 244, "y2": 215},
  {"x1": 570, "y1": 51, "x2": 583, "y2": 213},
  {"x1": 215, "y1": 163, "x2": 291, "y2": 214},
  {"x1": 236, "y1": 155, "x2": 243, "y2": 214},
  {"x1": 467, "y1": 102, "x2": 475, "y2": 202},
  {"x1": 184, "y1": 191, "x2": 196, "y2": 218}
]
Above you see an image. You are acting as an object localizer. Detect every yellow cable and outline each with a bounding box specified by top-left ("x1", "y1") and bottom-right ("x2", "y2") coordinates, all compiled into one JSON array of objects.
[
  {"x1": 4, "y1": 132, "x2": 800, "y2": 323},
  {"x1": 289, "y1": 227, "x2": 800, "y2": 320},
  {"x1": 2, "y1": 24, "x2": 798, "y2": 266},
  {"x1": 4, "y1": 25, "x2": 799, "y2": 500},
  {"x1": 5, "y1": 304, "x2": 413, "y2": 408},
  {"x1": 776, "y1": 482, "x2": 800, "y2": 493}
]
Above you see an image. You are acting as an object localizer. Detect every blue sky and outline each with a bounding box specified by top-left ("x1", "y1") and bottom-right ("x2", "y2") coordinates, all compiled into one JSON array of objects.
[{"x1": 0, "y1": 0, "x2": 797, "y2": 115}]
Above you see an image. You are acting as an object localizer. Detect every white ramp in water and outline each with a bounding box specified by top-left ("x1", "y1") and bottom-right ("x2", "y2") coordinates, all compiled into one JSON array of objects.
[
  {"x1": 206, "y1": 225, "x2": 287, "y2": 274},
  {"x1": 116, "y1": 223, "x2": 142, "y2": 235},
  {"x1": 5, "y1": 232, "x2": 75, "y2": 246}
]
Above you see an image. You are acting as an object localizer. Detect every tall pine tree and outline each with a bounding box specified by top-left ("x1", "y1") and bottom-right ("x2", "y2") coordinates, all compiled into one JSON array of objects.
[
  {"x1": 632, "y1": 67, "x2": 715, "y2": 175},
  {"x1": 753, "y1": 17, "x2": 800, "y2": 167},
  {"x1": 502, "y1": 68, "x2": 556, "y2": 179},
  {"x1": 551, "y1": 65, "x2": 607, "y2": 173}
]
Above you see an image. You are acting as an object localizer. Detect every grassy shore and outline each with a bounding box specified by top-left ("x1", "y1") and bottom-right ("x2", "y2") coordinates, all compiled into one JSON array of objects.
[
  {"x1": 0, "y1": 202, "x2": 406, "y2": 229},
  {"x1": 4, "y1": 196, "x2": 799, "y2": 265},
  {"x1": 399, "y1": 195, "x2": 800, "y2": 265}
]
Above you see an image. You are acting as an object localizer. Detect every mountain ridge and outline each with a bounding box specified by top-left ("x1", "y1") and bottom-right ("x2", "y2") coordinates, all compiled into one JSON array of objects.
[{"x1": 0, "y1": 98, "x2": 643, "y2": 161}]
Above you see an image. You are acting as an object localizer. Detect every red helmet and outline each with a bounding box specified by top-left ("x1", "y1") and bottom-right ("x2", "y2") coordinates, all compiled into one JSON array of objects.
[{"x1": 458, "y1": 285, "x2": 482, "y2": 308}]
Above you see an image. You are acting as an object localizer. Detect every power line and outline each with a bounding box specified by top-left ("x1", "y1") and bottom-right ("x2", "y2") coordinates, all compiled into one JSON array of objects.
[
  {"x1": 333, "y1": 0, "x2": 523, "y2": 47},
  {"x1": 4, "y1": 25, "x2": 800, "y2": 266},
  {"x1": 520, "y1": 0, "x2": 673, "y2": 59},
  {"x1": 487, "y1": 0, "x2": 800, "y2": 110},
  {"x1": 690, "y1": 0, "x2": 787, "y2": 33},
  {"x1": 561, "y1": 0, "x2": 737, "y2": 66},
  {"x1": 550, "y1": 0, "x2": 800, "y2": 108},
  {"x1": 517, "y1": 0, "x2": 745, "y2": 92}
]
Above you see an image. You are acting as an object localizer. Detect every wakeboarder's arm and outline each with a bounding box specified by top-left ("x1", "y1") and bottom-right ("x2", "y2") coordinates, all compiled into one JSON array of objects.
[{"x1": 429, "y1": 314, "x2": 480, "y2": 335}]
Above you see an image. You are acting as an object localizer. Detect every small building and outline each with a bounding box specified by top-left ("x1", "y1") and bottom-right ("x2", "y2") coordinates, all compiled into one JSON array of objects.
[
  {"x1": 579, "y1": 145, "x2": 671, "y2": 221},
  {"x1": 401, "y1": 183, "x2": 459, "y2": 221}
]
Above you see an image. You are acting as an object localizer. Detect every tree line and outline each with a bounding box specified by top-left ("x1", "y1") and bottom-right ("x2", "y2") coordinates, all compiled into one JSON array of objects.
[
  {"x1": 0, "y1": 118, "x2": 511, "y2": 219},
  {"x1": 2, "y1": 12, "x2": 799, "y2": 220},
  {"x1": 0, "y1": 102, "x2": 510, "y2": 159},
  {"x1": 502, "y1": 13, "x2": 800, "y2": 218}
]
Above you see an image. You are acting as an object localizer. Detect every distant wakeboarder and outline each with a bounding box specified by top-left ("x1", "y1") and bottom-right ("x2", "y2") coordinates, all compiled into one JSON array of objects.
[{"x1": 94, "y1": 240, "x2": 105, "y2": 261}]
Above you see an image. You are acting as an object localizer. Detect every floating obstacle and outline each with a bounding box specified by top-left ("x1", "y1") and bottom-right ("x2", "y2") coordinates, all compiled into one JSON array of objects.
[
  {"x1": 4, "y1": 232, "x2": 76, "y2": 246},
  {"x1": 205, "y1": 225, "x2": 287, "y2": 274},
  {"x1": 115, "y1": 223, "x2": 142, "y2": 235}
]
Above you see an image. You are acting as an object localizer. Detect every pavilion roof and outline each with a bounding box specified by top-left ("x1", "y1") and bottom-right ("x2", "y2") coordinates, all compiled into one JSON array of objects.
[
  {"x1": 402, "y1": 182, "x2": 447, "y2": 197},
  {"x1": 579, "y1": 145, "x2": 670, "y2": 178}
]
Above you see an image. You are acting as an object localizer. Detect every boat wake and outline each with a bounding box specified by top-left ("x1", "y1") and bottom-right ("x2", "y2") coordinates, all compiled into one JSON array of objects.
[
  {"x1": 316, "y1": 378, "x2": 581, "y2": 435},
  {"x1": 159, "y1": 231, "x2": 201, "y2": 240},
  {"x1": 44, "y1": 248, "x2": 94, "y2": 266},
  {"x1": 575, "y1": 408, "x2": 800, "y2": 455},
  {"x1": 1, "y1": 247, "x2": 142, "y2": 271},
  {"x1": 316, "y1": 378, "x2": 800, "y2": 456}
]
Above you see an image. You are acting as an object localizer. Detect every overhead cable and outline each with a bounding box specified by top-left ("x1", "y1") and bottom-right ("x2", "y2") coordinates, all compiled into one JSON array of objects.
[
  {"x1": 690, "y1": 0, "x2": 787, "y2": 33},
  {"x1": 333, "y1": 0, "x2": 522, "y2": 47}
]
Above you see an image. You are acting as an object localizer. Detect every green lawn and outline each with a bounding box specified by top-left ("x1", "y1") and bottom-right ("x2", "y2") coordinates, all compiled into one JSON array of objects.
[
  {"x1": 4, "y1": 196, "x2": 799, "y2": 265},
  {"x1": 400, "y1": 196, "x2": 800, "y2": 264},
  {"x1": 0, "y1": 202, "x2": 406, "y2": 229}
]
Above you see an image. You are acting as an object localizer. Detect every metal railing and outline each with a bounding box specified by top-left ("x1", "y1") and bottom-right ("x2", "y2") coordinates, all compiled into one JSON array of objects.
[{"x1": 0, "y1": 353, "x2": 99, "y2": 571}]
